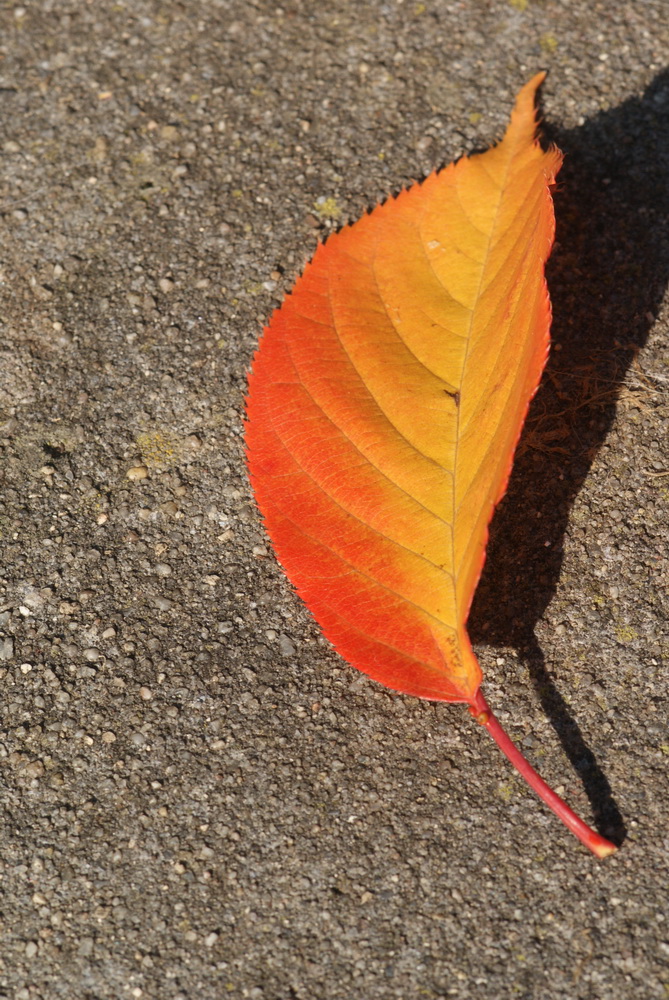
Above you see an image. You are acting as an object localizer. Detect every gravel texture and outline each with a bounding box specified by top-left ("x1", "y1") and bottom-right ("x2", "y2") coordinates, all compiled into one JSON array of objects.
[{"x1": 0, "y1": 2, "x2": 668, "y2": 999}]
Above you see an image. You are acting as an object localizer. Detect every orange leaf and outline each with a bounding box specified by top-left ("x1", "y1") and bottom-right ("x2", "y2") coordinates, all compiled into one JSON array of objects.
[{"x1": 246, "y1": 75, "x2": 616, "y2": 858}]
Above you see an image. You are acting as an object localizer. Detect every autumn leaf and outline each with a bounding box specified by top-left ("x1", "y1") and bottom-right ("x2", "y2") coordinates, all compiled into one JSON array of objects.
[{"x1": 245, "y1": 74, "x2": 616, "y2": 858}]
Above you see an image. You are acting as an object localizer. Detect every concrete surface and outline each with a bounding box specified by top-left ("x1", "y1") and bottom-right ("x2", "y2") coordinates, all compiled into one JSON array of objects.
[{"x1": 0, "y1": 2, "x2": 668, "y2": 998}]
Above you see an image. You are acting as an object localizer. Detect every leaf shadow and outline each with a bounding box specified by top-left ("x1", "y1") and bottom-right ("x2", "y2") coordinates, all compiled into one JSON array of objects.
[{"x1": 468, "y1": 69, "x2": 669, "y2": 845}]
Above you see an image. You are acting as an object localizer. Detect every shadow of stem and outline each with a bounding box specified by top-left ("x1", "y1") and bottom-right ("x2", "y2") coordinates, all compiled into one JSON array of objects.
[{"x1": 522, "y1": 635, "x2": 626, "y2": 844}]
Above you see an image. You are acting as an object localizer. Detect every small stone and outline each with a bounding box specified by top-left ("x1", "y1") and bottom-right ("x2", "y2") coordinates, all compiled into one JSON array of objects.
[
  {"x1": 153, "y1": 596, "x2": 173, "y2": 611},
  {"x1": 20, "y1": 662, "x2": 32, "y2": 674},
  {"x1": 158, "y1": 277, "x2": 174, "y2": 293},
  {"x1": 25, "y1": 940, "x2": 38, "y2": 958},
  {"x1": 204, "y1": 575, "x2": 219, "y2": 586},
  {"x1": 0, "y1": 638, "x2": 14, "y2": 661},
  {"x1": 204, "y1": 932, "x2": 219, "y2": 948},
  {"x1": 101, "y1": 731, "x2": 116, "y2": 743},
  {"x1": 154, "y1": 563, "x2": 172, "y2": 577},
  {"x1": 127, "y1": 465, "x2": 148, "y2": 481},
  {"x1": 50, "y1": 51, "x2": 71, "y2": 69},
  {"x1": 24, "y1": 587, "x2": 47, "y2": 610},
  {"x1": 83, "y1": 648, "x2": 102, "y2": 662},
  {"x1": 77, "y1": 936, "x2": 94, "y2": 957},
  {"x1": 102, "y1": 627, "x2": 116, "y2": 639},
  {"x1": 79, "y1": 589, "x2": 95, "y2": 603},
  {"x1": 279, "y1": 634, "x2": 296, "y2": 658},
  {"x1": 139, "y1": 687, "x2": 152, "y2": 700},
  {"x1": 59, "y1": 601, "x2": 79, "y2": 615},
  {"x1": 23, "y1": 760, "x2": 44, "y2": 779},
  {"x1": 96, "y1": 513, "x2": 108, "y2": 525}
]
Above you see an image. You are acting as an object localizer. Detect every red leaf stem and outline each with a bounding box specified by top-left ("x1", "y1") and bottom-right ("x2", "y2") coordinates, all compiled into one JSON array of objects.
[{"x1": 469, "y1": 690, "x2": 617, "y2": 858}]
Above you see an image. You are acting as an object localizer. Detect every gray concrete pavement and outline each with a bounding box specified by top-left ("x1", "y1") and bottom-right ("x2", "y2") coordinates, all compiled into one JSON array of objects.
[{"x1": 0, "y1": 2, "x2": 668, "y2": 998}]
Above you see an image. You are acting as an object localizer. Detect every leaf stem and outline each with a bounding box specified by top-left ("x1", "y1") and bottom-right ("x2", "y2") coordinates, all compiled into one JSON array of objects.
[{"x1": 469, "y1": 689, "x2": 617, "y2": 858}]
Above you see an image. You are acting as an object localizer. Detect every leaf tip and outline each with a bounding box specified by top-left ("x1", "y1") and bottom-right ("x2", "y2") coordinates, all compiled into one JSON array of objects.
[
  {"x1": 497, "y1": 73, "x2": 562, "y2": 186},
  {"x1": 521, "y1": 70, "x2": 548, "y2": 101},
  {"x1": 507, "y1": 71, "x2": 549, "y2": 144}
]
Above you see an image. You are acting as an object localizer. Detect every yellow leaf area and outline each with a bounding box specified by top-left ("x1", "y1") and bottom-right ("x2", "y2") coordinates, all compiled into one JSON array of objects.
[{"x1": 247, "y1": 74, "x2": 562, "y2": 703}]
